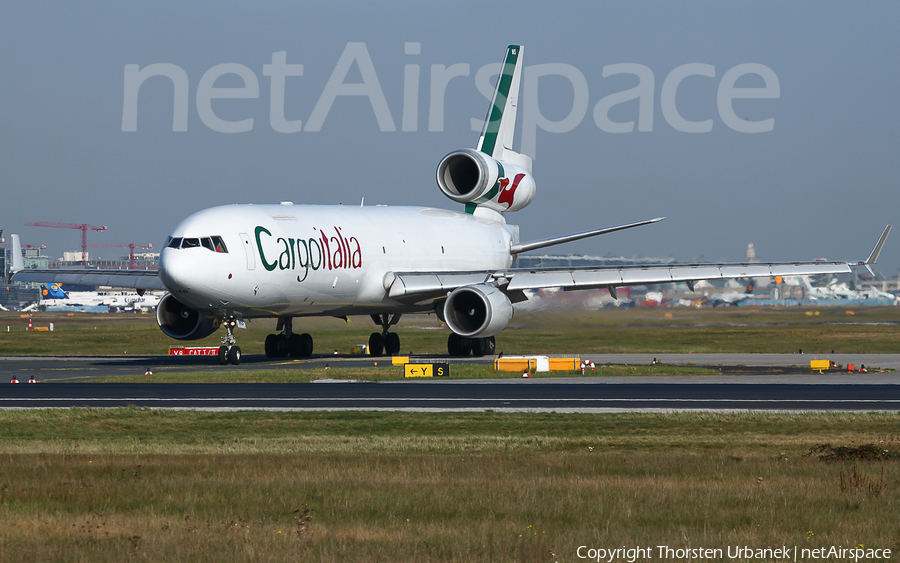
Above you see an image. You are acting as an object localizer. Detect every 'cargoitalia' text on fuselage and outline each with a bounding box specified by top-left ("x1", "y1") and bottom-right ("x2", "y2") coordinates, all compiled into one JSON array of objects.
[{"x1": 255, "y1": 225, "x2": 362, "y2": 282}]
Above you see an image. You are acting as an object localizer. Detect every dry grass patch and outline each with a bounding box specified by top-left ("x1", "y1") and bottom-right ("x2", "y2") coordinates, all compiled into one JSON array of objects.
[
  {"x1": 1, "y1": 411, "x2": 900, "y2": 561},
  {"x1": 1, "y1": 450, "x2": 899, "y2": 562}
]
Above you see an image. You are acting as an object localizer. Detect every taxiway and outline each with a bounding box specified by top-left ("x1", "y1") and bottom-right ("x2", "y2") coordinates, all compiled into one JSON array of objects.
[{"x1": 1, "y1": 354, "x2": 898, "y2": 412}]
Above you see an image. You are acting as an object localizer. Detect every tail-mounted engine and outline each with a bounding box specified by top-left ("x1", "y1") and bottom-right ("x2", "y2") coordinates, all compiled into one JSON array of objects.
[
  {"x1": 443, "y1": 284, "x2": 513, "y2": 338},
  {"x1": 436, "y1": 148, "x2": 535, "y2": 214},
  {"x1": 156, "y1": 293, "x2": 222, "y2": 340}
]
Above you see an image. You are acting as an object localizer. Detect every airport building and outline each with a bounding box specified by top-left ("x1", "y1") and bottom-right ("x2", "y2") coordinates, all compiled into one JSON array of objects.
[{"x1": 50, "y1": 252, "x2": 159, "y2": 270}]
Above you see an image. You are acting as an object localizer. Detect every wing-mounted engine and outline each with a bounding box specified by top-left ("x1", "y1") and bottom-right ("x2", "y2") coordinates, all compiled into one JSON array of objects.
[
  {"x1": 156, "y1": 293, "x2": 221, "y2": 340},
  {"x1": 436, "y1": 148, "x2": 535, "y2": 214},
  {"x1": 442, "y1": 284, "x2": 513, "y2": 337}
]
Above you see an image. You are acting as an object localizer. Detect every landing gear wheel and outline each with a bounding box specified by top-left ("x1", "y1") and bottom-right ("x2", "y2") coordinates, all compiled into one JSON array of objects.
[
  {"x1": 384, "y1": 332, "x2": 401, "y2": 356},
  {"x1": 447, "y1": 333, "x2": 472, "y2": 357},
  {"x1": 289, "y1": 333, "x2": 313, "y2": 358},
  {"x1": 299, "y1": 333, "x2": 313, "y2": 357},
  {"x1": 471, "y1": 336, "x2": 497, "y2": 357},
  {"x1": 219, "y1": 316, "x2": 241, "y2": 366},
  {"x1": 368, "y1": 332, "x2": 384, "y2": 357},
  {"x1": 370, "y1": 314, "x2": 401, "y2": 357},
  {"x1": 288, "y1": 333, "x2": 303, "y2": 358},
  {"x1": 265, "y1": 334, "x2": 279, "y2": 358}
]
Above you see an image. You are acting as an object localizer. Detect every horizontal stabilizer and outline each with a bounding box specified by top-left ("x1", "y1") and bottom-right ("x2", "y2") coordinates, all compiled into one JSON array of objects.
[{"x1": 510, "y1": 217, "x2": 665, "y2": 255}]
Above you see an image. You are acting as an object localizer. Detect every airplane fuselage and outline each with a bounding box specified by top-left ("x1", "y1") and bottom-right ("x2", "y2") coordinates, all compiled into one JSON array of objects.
[{"x1": 158, "y1": 204, "x2": 519, "y2": 319}]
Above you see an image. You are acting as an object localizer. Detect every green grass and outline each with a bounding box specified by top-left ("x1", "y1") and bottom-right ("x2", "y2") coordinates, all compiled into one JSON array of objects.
[
  {"x1": 0, "y1": 411, "x2": 899, "y2": 562},
  {"x1": 2, "y1": 305, "x2": 899, "y2": 356}
]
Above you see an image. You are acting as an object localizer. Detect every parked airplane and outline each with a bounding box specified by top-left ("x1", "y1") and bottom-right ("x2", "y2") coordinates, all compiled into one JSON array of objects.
[
  {"x1": 8, "y1": 46, "x2": 891, "y2": 365},
  {"x1": 796, "y1": 276, "x2": 898, "y2": 303},
  {"x1": 41, "y1": 283, "x2": 68, "y2": 300},
  {"x1": 39, "y1": 283, "x2": 162, "y2": 312}
]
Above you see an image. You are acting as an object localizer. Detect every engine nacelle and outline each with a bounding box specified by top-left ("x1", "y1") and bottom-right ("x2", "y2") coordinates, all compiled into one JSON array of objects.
[
  {"x1": 156, "y1": 293, "x2": 221, "y2": 341},
  {"x1": 436, "y1": 148, "x2": 535, "y2": 213},
  {"x1": 443, "y1": 284, "x2": 513, "y2": 338}
]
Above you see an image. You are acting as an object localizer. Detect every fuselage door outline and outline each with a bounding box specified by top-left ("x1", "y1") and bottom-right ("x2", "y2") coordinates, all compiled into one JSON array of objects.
[{"x1": 239, "y1": 233, "x2": 255, "y2": 270}]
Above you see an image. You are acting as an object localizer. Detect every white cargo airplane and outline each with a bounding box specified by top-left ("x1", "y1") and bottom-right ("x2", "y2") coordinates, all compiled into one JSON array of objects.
[{"x1": 9, "y1": 46, "x2": 891, "y2": 365}]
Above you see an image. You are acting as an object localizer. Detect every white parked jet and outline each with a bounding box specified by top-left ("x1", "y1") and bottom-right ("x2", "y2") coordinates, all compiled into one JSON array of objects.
[
  {"x1": 39, "y1": 283, "x2": 162, "y2": 312},
  {"x1": 9, "y1": 46, "x2": 891, "y2": 365}
]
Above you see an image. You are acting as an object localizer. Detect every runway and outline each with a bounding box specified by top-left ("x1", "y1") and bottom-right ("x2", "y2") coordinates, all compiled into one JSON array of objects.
[
  {"x1": 1, "y1": 381, "x2": 899, "y2": 411},
  {"x1": 1, "y1": 354, "x2": 898, "y2": 411}
]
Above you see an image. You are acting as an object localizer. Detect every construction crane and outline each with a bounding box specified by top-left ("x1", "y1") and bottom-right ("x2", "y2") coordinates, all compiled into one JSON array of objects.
[
  {"x1": 24, "y1": 221, "x2": 107, "y2": 266},
  {"x1": 88, "y1": 243, "x2": 153, "y2": 269}
]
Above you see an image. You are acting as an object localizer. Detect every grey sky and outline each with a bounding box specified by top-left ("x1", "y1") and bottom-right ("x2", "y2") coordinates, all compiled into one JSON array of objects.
[{"x1": 2, "y1": 2, "x2": 898, "y2": 275}]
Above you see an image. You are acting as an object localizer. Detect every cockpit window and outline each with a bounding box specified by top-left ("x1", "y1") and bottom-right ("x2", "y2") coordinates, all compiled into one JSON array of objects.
[
  {"x1": 166, "y1": 235, "x2": 228, "y2": 252},
  {"x1": 211, "y1": 236, "x2": 228, "y2": 253}
]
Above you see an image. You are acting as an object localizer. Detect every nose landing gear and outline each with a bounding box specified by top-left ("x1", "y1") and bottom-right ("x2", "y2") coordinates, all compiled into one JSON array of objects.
[{"x1": 217, "y1": 317, "x2": 242, "y2": 365}]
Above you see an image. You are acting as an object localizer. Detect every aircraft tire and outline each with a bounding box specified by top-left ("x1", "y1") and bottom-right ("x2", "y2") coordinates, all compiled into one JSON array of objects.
[
  {"x1": 368, "y1": 332, "x2": 384, "y2": 357},
  {"x1": 217, "y1": 346, "x2": 228, "y2": 365},
  {"x1": 483, "y1": 336, "x2": 496, "y2": 355},
  {"x1": 471, "y1": 337, "x2": 487, "y2": 357},
  {"x1": 228, "y1": 345, "x2": 242, "y2": 365},
  {"x1": 288, "y1": 333, "x2": 303, "y2": 358},
  {"x1": 265, "y1": 334, "x2": 279, "y2": 358},
  {"x1": 447, "y1": 333, "x2": 471, "y2": 357},
  {"x1": 299, "y1": 333, "x2": 313, "y2": 357},
  {"x1": 385, "y1": 332, "x2": 400, "y2": 356}
]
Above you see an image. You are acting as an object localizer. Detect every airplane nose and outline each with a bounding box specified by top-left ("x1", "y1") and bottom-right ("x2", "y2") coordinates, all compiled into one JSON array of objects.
[{"x1": 158, "y1": 248, "x2": 196, "y2": 291}]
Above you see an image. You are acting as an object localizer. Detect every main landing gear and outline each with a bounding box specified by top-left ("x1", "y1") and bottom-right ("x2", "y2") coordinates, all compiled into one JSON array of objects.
[
  {"x1": 447, "y1": 333, "x2": 496, "y2": 357},
  {"x1": 265, "y1": 317, "x2": 313, "y2": 359},
  {"x1": 217, "y1": 317, "x2": 242, "y2": 365},
  {"x1": 368, "y1": 313, "x2": 401, "y2": 357}
]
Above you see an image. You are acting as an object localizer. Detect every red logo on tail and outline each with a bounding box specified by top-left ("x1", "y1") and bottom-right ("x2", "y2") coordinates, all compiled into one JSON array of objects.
[{"x1": 497, "y1": 173, "x2": 526, "y2": 209}]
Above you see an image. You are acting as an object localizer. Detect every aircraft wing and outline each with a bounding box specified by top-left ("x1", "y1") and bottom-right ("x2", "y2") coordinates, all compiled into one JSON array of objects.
[
  {"x1": 499, "y1": 260, "x2": 852, "y2": 293},
  {"x1": 387, "y1": 260, "x2": 852, "y2": 304},
  {"x1": 7, "y1": 234, "x2": 165, "y2": 291},
  {"x1": 9, "y1": 268, "x2": 165, "y2": 291},
  {"x1": 388, "y1": 224, "x2": 890, "y2": 304}
]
